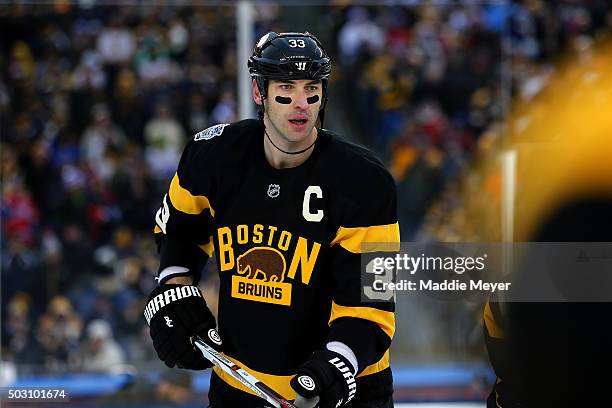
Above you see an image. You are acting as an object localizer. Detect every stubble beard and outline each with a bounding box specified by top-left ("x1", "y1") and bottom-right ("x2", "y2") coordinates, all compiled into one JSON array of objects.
[{"x1": 264, "y1": 105, "x2": 316, "y2": 150}]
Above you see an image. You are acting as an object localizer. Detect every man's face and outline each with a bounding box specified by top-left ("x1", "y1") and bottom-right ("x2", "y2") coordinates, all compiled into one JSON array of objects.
[{"x1": 257, "y1": 79, "x2": 323, "y2": 144}]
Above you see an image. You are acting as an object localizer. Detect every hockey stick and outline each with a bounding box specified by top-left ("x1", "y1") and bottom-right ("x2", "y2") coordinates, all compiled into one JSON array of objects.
[{"x1": 191, "y1": 335, "x2": 298, "y2": 408}]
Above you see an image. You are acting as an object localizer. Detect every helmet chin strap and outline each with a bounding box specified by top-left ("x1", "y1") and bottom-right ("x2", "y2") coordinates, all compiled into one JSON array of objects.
[
  {"x1": 264, "y1": 128, "x2": 317, "y2": 155},
  {"x1": 258, "y1": 90, "x2": 319, "y2": 156}
]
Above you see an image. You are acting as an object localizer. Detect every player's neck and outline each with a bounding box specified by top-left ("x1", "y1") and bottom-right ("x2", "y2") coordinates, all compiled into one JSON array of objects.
[{"x1": 263, "y1": 122, "x2": 317, "y2": 169}]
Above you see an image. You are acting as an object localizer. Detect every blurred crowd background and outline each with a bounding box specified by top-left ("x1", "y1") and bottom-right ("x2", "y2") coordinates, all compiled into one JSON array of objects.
[{"x1": 2, "y1": 1, "x2": 612, "y2": 405}]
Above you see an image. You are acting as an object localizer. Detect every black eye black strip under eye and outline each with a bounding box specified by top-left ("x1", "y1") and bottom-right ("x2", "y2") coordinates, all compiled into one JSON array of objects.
[
  {"x1": 274, "y1": 95, "x2": 320, "y2": 104},
  {"x1": 275, "y1": 96, "x2": 292, "y2": 104},
  {"x1": 306, "y1": 95, "x2": 319, "y2": 104}
]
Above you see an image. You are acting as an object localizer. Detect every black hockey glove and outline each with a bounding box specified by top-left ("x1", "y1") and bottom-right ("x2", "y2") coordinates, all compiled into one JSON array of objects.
[
  {"x1": 290, "y1": 349, "x2": 357, "y2": 408},
  {"x1": 144, "y1": 284, "x2": 221, "y2": 370}
]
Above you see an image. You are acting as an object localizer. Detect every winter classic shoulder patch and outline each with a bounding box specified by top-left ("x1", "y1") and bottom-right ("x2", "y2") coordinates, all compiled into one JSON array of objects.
[{"x1": 194, "y1": 124, "x2": 229, "y2": 141}]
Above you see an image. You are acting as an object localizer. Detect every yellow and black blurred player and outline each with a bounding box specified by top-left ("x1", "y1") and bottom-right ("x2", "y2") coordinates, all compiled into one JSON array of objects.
[
  {"x1": 485, "y1": 200, "x2": 612, "y2": 408},
  {"x1": 144, "y1": 32, "x2": 399, "y2": 408},
  {"x1": 481, "y1": 40, "x2": 612, "y2": 408}
]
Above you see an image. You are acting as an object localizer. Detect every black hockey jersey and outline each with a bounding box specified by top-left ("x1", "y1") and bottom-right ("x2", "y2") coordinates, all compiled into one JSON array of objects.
[{"x1": 154, "y1": 119, "x2": 400, "y2": 400}]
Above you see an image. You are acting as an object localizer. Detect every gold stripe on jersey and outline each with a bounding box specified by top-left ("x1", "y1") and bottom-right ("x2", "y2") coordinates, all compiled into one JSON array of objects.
[
  {"x1": 212, "y1": 354, "x2": 296, "y2": 400},
  {"x1": 169, "y1": 173, "x2": 215, "y2": 216},
  {"x1": 154, "y1": 225, "x2": 161, "y2": 233},
  {"x1": 212, "y1": 351, "x2": 388, "y2": 399},
  {"x1": 484, "y1": 302, "x2": 504, "y2": 339},
  {"x1": 198, "y1": 239, "x2": 214, "y2": 257},
  {"x1": 329, "y1": 301, "x2": 395, "y2": 339},
  {"x1": 331, "y1": 222, "x2": 400, "y2": 253},
  {"x1": 358, "y1": 349, "x2": 390, "y2": 377}
]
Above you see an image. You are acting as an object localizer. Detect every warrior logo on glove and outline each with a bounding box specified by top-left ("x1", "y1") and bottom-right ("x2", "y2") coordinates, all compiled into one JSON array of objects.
[
  {"x1": 297, "y1": 375, "x2": 316, "y2": 391},
  {"x1": 145, "y1": 284, "x2": 220, "y2": 370},
  {"x1": 328, "y1": 357, "x2": 356, "y2": 402},
  {"x1": 144, "y1": 285, "x2": 202, "y2": 324},
  {"x1": 290, "y1": 349, "x2": 357, "y2": 408},
  {"x1": 208, "y1": 328, "x2": 222, "y2": 346}
]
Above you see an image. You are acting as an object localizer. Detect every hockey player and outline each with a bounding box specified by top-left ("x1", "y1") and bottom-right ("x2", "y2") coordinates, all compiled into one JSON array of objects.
[{"x1": 144, "y1": 32, "x2": 400, "y2": 408}]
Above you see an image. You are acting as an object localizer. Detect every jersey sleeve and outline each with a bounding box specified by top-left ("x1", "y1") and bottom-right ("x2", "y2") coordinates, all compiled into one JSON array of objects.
[
  {"x1": 326, "y1": 167, "x2": 400, "y2": 374},
  {"x1": 153, "y1": 137, "x2": 217, "y2": 284}
]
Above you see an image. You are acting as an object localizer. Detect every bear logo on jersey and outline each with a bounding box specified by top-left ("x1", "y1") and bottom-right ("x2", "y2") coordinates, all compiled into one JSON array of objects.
[
  {"x1": 194, "y1": 123, "x2": 229, "y2": 141},
  {"x1": 237, "y1": 247, "x2": 287, "y2": 282},
  {"x1": 232, "y1": 246, "x2": 292, "y2": 306}
]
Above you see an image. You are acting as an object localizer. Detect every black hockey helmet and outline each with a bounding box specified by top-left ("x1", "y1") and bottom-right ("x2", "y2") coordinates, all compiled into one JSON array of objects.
[{"x1": 248, "y1": 32, "x2": 331, "y2": 124}]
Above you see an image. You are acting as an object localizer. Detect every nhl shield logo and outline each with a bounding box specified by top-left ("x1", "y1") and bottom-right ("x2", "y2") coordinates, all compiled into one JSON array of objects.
[{"x1": 267, "y1": 184, "x2": 280, "y2": 198}]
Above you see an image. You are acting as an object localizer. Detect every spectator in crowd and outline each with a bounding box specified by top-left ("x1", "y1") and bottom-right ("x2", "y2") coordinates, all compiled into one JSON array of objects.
[
  {"x1": 337, "y1": 7, "x2": 385, "y2": 63},
  {"x1": 80, "y1": 103, "x2": 126, "y2": 182},
  {"x1": 72, "y1": 50, "x2": 107, "y2": 92},
  {"x1": 9, "y1": 296, "x2": 84, "y2": 373},
  {"x1": 79, "y1": 319, "x2": 125, "y2": 373},
  {"x1": 187, "y1": 91, "x2": 209, "y2": 134},
  {"x1": 210, "y1": 88, "x2": 237, "y2": 125},
  {"x1": 3, "y1": 293, "x2": 33, "y2": 365},
  {"x1": 143, "y1": 103, "x2": 185, "y2": 180},
  {"x1": 96, "y1": 15, "x2": 136, "y2": 66},
  {"x1": 109, "y1": 67, "x2": 144, "y2": 143}
]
